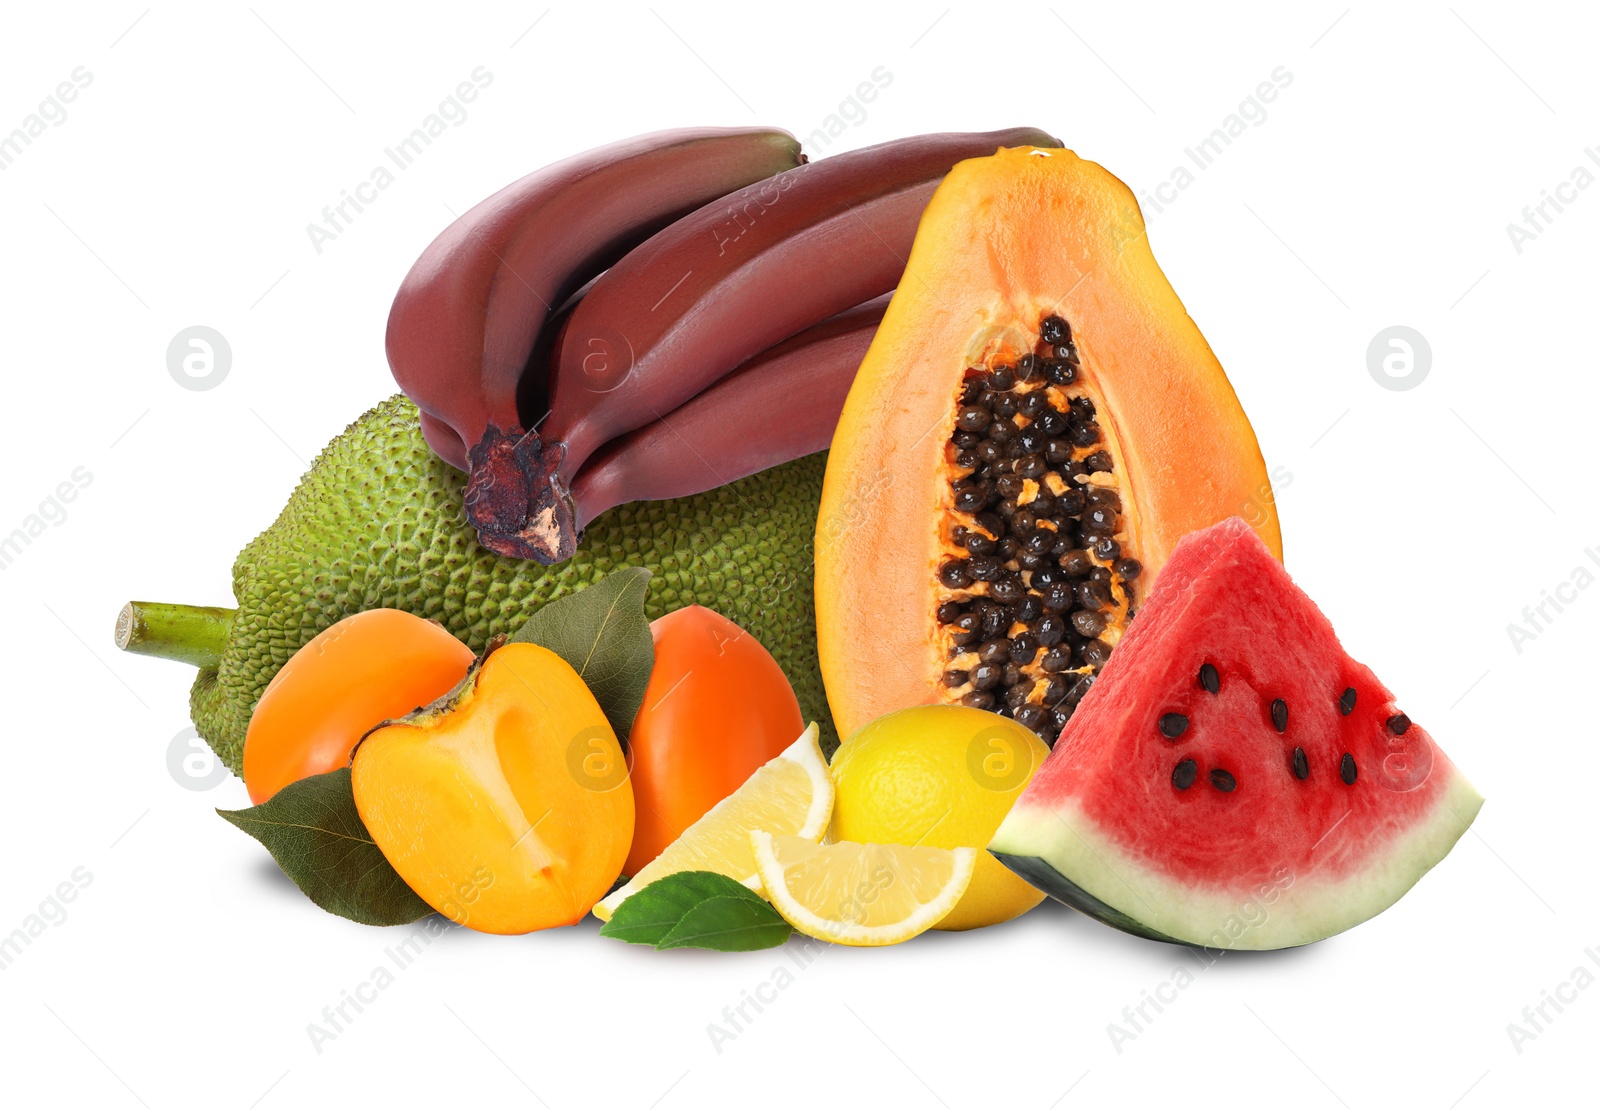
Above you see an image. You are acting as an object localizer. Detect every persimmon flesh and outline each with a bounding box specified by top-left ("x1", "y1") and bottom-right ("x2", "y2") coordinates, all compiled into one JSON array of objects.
[{"x1": 351, "y1": 641, "x2": 634, "y2": 934}]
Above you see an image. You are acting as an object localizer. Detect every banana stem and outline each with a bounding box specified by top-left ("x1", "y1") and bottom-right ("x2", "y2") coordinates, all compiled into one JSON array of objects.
[{"x1": 115, "y1": 601, "x2": 234, "y2": 670}]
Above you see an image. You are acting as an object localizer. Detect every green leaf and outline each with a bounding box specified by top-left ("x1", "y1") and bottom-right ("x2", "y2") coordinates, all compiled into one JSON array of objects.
[
  {"x1": 217, "y1": 769, "x2": 434, "y2": 927},
  {"x1": 657, "y1": 896, "x2": 792, "y2": 952},
  {"x1": 509, "y1": 566, "x2": 655, "y2": 739},
  {"x1": 600, "y1": 871, "x2": 760, "y2": 945}
]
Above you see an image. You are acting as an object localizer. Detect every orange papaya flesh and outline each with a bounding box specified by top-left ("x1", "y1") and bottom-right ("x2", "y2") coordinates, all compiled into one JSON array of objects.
[{"x1": 817, "y1": 145, "x2": 1281, "y2": 743}]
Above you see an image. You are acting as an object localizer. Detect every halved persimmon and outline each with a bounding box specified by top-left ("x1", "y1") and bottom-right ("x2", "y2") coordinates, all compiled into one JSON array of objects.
[{"x1": 352, "y1": 641, "x2": 634, "y2": 934}]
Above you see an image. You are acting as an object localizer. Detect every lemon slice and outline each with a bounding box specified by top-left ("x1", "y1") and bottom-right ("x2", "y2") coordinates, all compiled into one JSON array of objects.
[
  {"x1": 592, "y1": 723, "x2": 831, "y2": 921},
  {"x1": 750, "y1": 831, "x2": 976, "y2": 946}
]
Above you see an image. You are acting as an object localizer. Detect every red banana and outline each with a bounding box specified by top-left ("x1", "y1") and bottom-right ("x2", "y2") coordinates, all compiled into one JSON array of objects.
[
  {"x1": 385, "y1": 127, "x2": 804, "y2": 475},
  {"x1": 468, "y1": 127, "x2": 1060, "y2": 563},
  {"x1": 568, "y1": 294, "x2": 890, "y2": 526},
  {"x1": 418, "y1": 411, "x2": 469, "y2": 471}
]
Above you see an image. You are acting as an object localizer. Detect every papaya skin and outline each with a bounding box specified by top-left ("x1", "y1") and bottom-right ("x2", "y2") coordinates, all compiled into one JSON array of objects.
[
  {"x1": 816, "y1": 145, "x2": 1281, "y2": 740},
  {"x1": 351, "y1": 641, "x2": 633, "y2": 934}
]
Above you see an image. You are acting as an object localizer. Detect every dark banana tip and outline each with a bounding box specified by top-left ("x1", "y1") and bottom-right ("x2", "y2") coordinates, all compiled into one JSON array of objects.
[
  {"x1": 466, "y1": 428, "x2": 577, "y2": 563},
  {"x1": 464, "y1": 425, "x2": 544, "y2": 535},
  {"x1": 473, "y1": 491, "x2": 578, "y2": 565}
]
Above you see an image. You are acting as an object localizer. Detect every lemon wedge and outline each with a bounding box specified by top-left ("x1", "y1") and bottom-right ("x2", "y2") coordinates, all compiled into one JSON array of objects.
[
  {"x1": 592, "y1": 723, "x2": 831, "y2": 921},
  {"x1": 750, "y1": 831, "x2": 975, "y2": 946}
]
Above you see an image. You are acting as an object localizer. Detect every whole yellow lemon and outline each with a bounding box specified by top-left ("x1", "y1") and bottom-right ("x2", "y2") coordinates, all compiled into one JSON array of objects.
[{"x1": 828, "y1": 705, "x2": 1050, "y2": 930}]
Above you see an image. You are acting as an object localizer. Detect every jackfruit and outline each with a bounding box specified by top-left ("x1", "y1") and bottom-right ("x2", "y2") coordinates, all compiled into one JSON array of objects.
[{"x1": 130, "y1": 396, "x2": 831, "y2": 774}]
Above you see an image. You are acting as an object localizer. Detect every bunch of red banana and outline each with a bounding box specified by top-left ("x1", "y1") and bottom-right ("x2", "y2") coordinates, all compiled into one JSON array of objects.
[{"x1": 387, "y1": 125, "x2": 1059, "y2": 563}]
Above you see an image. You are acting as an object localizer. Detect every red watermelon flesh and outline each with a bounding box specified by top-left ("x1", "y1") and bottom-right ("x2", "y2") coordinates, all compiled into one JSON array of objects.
[{"x1": 989, "y1": 517, "x2": 1482, "y2": 949}]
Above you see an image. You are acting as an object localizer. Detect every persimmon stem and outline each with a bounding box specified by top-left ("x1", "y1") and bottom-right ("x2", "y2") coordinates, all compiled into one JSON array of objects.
[{"x1": 115, "y1": 601, "x2": 234, "y2": 670}]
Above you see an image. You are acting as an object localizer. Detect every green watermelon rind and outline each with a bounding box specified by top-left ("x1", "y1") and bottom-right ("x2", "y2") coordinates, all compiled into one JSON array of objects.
[
  {"x1": 990, "y1": 852, "x2": 1192, "y2": 946},
  {"x1": 989, "y1": 775, "x2": 1484, "y2": 951}
]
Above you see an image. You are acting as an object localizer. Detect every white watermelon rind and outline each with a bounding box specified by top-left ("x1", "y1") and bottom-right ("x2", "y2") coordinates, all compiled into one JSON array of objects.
[{"x1": 988, "y1": 770, "x2": 1484, "y2": 950}]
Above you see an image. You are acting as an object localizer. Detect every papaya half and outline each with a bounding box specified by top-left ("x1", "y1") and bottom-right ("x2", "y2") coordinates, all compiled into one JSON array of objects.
[{"x1": 816, "y1": 145, "x2": 1281, "y2": 742}]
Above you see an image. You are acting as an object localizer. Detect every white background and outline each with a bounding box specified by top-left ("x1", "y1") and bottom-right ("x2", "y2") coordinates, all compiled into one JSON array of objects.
[{"x1": 0, "y1": 2, "x2": 1592, "y2": 1114}]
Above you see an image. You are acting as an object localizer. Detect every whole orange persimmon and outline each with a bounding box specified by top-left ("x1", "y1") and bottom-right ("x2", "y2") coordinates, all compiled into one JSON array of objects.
[
  {"x1": 243, "y1": 609, "x2": 474, "y2": 803},
  {"x1": 624, "y1": 605, "x2": 803, "y2": 875}
]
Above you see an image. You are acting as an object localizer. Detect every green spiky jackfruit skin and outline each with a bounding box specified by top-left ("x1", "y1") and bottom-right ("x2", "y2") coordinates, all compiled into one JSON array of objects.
[{"x1": 190, "y1": 395, "x2": 832, "y2": 774}]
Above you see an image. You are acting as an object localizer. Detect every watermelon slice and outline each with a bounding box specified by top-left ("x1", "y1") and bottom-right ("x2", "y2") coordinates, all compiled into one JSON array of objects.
[{"x1": 988, "y1": 517, "x2": 1482, "y2": 950}]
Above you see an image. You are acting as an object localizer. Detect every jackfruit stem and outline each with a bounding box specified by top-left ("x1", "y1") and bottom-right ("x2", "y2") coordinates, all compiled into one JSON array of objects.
[{"x1": 115, "y1": 602, "x2": 234, "y2": 671}]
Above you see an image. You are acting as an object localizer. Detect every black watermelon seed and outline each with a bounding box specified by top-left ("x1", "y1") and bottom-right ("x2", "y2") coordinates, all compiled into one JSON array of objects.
[
  {"x1": 1271, "y1": 698, "x2": 1288, "y2": 734},
  {"x1": 1386, "y1": 712, "x2": 1412, "y2": 735},
  {"x1": 1339, "y1": 687, "x2": 1357, "y2": 716},
  {"x1": 1291, "y1": 747, "x2": 1309, "y2": 781},
  {"x1": 1198, "y1": 663, "x2": 1220, "y2": 694},
  {"x1": 1172, "y1": 758, "x2": 1198, "y2": 790},
  {"x1": 1158, "y1": 713, "x2": 1189, "y2": 739},
  {"x1": 1209, "y1": 768, "x2": 1237, "y2": 793},
  {"x1": 1340, "y1": 753, "x2": 1357, "y2": 785}
]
